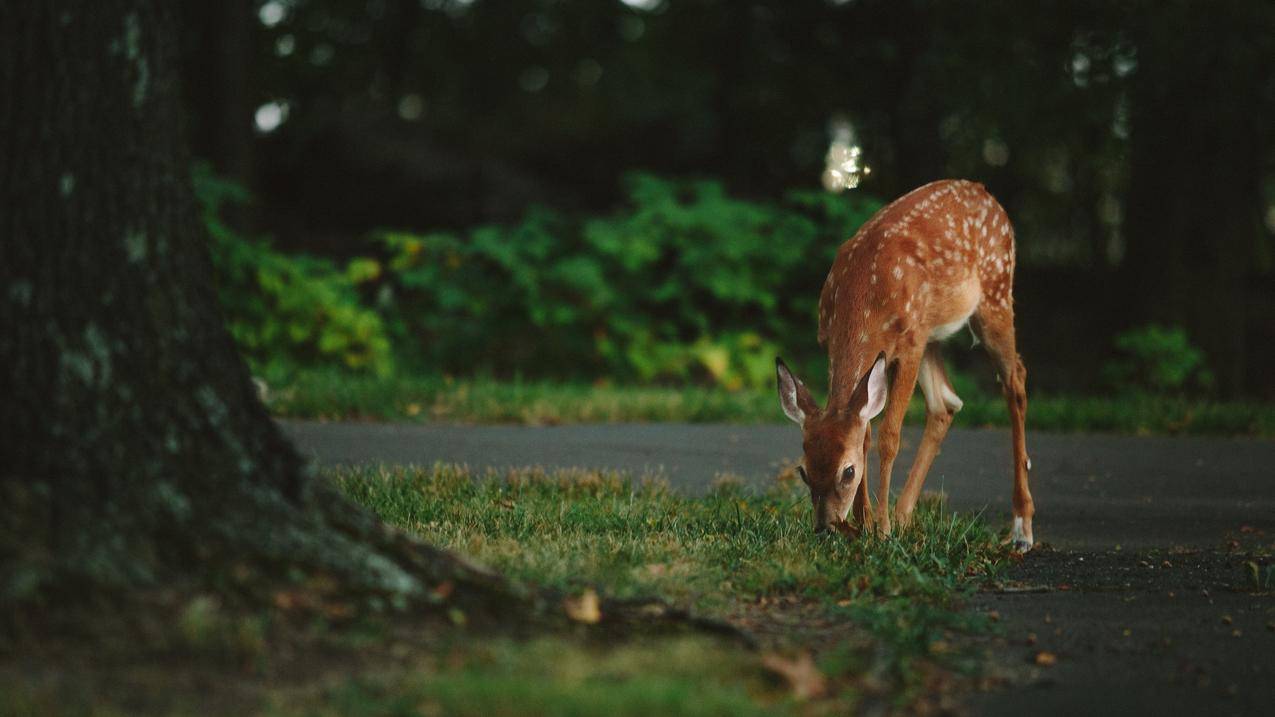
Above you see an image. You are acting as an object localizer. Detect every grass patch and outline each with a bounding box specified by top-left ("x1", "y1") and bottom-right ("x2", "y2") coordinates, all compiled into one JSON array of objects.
[
  {"x1": 266, "y1": 370, "x2": 1275, "y2": 437},
  {"x1": 279, "y1": 637, "x2": 780, "y2": 717},
  {"x1": 266, "y1": 372, "x2": 775, "y2": 424},
  {"x1": 325, "y1": 464, "x2": 1010, "y2": 711}
]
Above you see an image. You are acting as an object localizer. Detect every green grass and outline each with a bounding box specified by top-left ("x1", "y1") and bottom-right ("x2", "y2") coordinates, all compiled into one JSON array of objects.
[
  {"x1": 266, "y1": 370, "x2": 1275, "y2": 436},
  {"x1": 321, "y1": 464, "x2": 1010, "y2": 712},
  {"x1": 266, "y1": 371, "x2": 775, "y2": 424},
  {"x1": 274, "y1": 637, "x2": 781, "y2": 717},
  {"x1": 335, "y1": 465, "x2": 1002, "y2": 614}
]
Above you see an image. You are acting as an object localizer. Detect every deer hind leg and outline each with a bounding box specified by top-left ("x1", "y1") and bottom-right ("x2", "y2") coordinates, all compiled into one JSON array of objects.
[
  {"x1": 894, "y1": 343, "x2": 962, "y2": 527},
  {"x1": 873, "y1": 345, "x2": 924, "y2": 536},
  {"x1": 975, "y1": 305, "x2": 1035, "y2": 552}
]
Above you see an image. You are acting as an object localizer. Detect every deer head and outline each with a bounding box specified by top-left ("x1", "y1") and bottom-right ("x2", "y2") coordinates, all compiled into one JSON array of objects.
[{"x1": 775, "y1": 354, "x2": 888, "y2": 533}]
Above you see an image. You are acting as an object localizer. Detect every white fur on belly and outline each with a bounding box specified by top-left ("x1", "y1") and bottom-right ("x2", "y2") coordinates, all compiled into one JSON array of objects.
[{"x1": 930, "y1": 316, "x2": 970, "y2": 341}]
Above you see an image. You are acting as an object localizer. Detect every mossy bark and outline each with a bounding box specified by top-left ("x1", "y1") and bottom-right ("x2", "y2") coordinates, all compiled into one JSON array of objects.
[{"x1": 0, "y1": 0, "x2": 507, "y2": 611}]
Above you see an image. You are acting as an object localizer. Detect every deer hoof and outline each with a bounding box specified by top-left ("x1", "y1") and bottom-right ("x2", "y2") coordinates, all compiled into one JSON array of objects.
[{"x1": 1008, "y1": 516, "x2": 1034, "y2": 553}]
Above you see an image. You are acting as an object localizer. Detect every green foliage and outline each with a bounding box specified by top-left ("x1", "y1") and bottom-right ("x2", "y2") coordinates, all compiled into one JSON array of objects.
[
  {"x1": 369, "y1": 174, "x2": 882, "y2": 388},
  {"x1": 1102, "y1": 324, "x2": 1211, "y2": 395},
  {"x1": 194, "y1": 164, "x2": 392, "y2": 378}
]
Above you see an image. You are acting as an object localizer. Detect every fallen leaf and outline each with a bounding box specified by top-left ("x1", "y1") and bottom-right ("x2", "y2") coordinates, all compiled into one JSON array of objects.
[
  {"x1": 762, "y1": 652, "x2": 827, "y2": 700},
  {"x1": 273, "y1": 590, "x2": 313, "y2": 611},
  {"x1": 322, "y1": 601, "x2": 354, "y2": 620},
  {"x1": 564, "y1": 589, "x2": 602, "y2": 624},
  {"x1": 1034, "y1": 651, "x2": 1057, "y2": 666},
  {"x1": 1221, "y1": 615, "x2": 1233, "y2": 625},
  {"x1": 273, "y1": 591, "x2": 297, "y2": 610}
]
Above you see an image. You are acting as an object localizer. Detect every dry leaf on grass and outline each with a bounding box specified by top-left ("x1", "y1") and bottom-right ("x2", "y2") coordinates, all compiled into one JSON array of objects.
[
  {"x1": 563, "y1": 589, "x2": 602, "y2": 624},
  {"x1": 762, "y1": 651, "x2": 827, "y2": 700},
  {"x1": 1034, "y1": 651, "x2": 1058, "y2": 666}
]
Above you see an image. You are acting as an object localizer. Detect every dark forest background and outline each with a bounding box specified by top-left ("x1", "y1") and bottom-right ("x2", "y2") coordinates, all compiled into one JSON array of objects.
[{"x1": 178, "y1": 0, "x2": 1275, "y2": 399}]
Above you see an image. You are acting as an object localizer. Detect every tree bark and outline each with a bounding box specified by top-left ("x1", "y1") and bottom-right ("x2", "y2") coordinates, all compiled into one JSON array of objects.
[{"x1": 0, "y1": 0, "x2": 500, "y2": 607}]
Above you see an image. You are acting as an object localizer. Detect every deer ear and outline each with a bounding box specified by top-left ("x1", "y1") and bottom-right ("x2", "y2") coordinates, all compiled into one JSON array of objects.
[
  {"x1": 850, "y1": 353, "x2": 889, "y2": 420},
  {"x1": 776, "y1": 357, "x2": 817, "y2": 425}
]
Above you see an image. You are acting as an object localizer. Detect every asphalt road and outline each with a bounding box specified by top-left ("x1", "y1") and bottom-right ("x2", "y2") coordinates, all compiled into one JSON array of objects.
[{"x1": 283, "y1": 420, "x2": 1275, "y2": 716}]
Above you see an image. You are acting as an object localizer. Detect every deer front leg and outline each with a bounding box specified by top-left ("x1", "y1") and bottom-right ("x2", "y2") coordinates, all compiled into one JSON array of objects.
[
  {"x1": 873, "y1": 349, "x2": 923, "y2": 536},
  {"x1": 851, "y1": 422, "x2": 873, "y2": 530},
  {"x1": 895, "y1": 345, "x2": 962, "y2": 526}
]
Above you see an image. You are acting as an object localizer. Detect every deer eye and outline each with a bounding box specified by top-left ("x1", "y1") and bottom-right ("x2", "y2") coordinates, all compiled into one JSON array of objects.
[
  {"x1": 840, "y1": 465, "x2": 856, "y2": 485},
  {"x1": 797, "y1": 465, "x2": 809, "y2": 484}
]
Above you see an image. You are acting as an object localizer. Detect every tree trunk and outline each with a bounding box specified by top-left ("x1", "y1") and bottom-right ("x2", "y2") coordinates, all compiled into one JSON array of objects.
[
  {"x1": 0, "y1": 0, "x2": 501, "y2": 607},
  {"x1": 1120, "y1": 2, "x2": 1274, "y2": 396}
]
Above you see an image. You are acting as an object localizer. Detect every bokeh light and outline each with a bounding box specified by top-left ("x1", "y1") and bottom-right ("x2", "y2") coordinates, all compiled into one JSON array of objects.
[{"x1": 821, "y1": 117, "x2": 870, "y2": 192}]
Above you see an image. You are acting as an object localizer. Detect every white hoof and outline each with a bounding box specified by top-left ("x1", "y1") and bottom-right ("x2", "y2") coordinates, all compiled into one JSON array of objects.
[{"x1": 1009, "y1": 516, "x2": 1034, "y2": 553}]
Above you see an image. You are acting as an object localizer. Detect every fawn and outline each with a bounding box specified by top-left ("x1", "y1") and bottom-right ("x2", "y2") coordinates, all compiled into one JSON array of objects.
[{"x1": 776, "y1": 179, "x2": 1034, "y2": 552}]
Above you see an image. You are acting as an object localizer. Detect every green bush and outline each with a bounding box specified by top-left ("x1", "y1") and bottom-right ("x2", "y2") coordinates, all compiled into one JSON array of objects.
[
  {"x1": 195, "y1": 166, "x2": 881, "y2": 388},
  {"x1": 369, "y1": 174, "x2": 882, "y2": 388},
  {"x1": 194, "y1": 164, "x2": 392, "y2": 378},
  {"x1": 1101, "y1": 324, "x2": 1211, "y2": 395}
]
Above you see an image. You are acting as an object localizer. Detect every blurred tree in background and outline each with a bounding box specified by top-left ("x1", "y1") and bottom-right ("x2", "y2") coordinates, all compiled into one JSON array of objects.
[{"x1": 179, "y1": 0, "x2": 1275, "y2": 397}]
